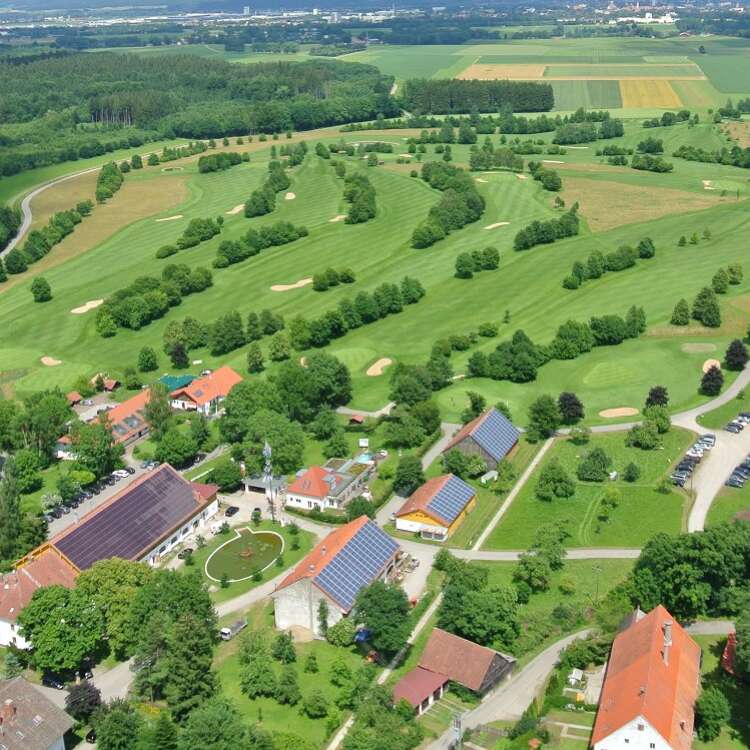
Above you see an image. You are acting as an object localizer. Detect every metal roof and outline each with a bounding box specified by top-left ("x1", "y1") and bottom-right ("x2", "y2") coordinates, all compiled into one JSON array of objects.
[
  {"x1": 314, "y1": 519, "x2": 398, "y2": 611},
  {"x1": 444, "y1": 408, "x2": 520, "y2": 463},
  {"x1": 427, "y1": 475, "x2": 475, "y2": 525}
]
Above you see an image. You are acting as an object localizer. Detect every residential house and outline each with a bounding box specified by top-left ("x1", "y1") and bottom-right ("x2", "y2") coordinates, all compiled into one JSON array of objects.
[
  {"x1": 0, "y1": 549, "x2": 77, "y2": 649},
  {"x1": 393, "y1": 628, "x2": 515, "y2": 714},
  {"x1": 285, "y1": 454, "x2": 375, "y2": 512},
  {"x1": 90, "y1": 374, "x2": 119, "y2": 392},
  {"x1": 442, "y1": 408, "x2": 520, "y2": 470},
  {"x1": 65, "y1": 391, "x2": 82, "y2": 406},
  {"x1": 272, "y1": 516, "x2": 399, "y2": 637},
  {"x1": 394, "y1": 474, "x2": 476, "y2": 542},
  {"x1": 170, "y1": 365, "x2": 242, "y2": 416},
  {"x1": 0, "y1": 676, "x2": 74, "y2": 750},
  {"x1": 591, "y1": 605, "x2": 701, "y2": 750}
]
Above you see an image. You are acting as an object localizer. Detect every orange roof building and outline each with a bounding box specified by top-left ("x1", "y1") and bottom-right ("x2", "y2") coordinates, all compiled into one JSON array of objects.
[
  {"x1": 98, "y1": 388, "x2": 151, "y2": 445},
  {"x1": 591, "y1": 606, "x2": 701, "y2": 750},
  {"x1": 170, "y1": 365, "x2": 242, "y2": 416},
  {"x1": 272, "y1": 516, "x2": 399, "y2": 637},
  {"x1": 0, "y1": 549, "x2": 78, "y2": 649}
]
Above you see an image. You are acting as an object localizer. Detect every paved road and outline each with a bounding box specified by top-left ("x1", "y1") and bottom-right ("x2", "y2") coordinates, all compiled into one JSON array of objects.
[
  {"x1": 685, "y1": 620, "x2": 735, "y2": 635},
  {"x1": 454, "y1": 548, "x2": 642, "y2": 561},
  {"x1": 427, "y1": 630, "x2": 592, "y2": 750},
  {"x1": 336, "y1": 402, "x2": 395, "y2": 418}
]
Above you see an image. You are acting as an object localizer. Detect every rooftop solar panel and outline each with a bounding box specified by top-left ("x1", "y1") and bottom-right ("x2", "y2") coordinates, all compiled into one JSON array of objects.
[
  {"x1": 55, "y1": 467, "x2": 202, "y2": 570},
  {"x1": 427, "y1": 475, "x2": 475, "y2": 525},
  {"x1": 473, "y1": 410, "x2": 520, "y2": 462},
  {"x1": 314, "y1": 520, "x2": 398, "y2": 611}
]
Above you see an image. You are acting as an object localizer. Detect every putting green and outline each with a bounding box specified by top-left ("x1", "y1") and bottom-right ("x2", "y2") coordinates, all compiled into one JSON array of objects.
[{"x1": 204, "y1": 527, "x2": 284, "y2": 582}]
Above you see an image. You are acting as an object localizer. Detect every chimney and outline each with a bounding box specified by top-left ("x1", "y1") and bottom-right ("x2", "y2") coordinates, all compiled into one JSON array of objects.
[
  {"x1": 0, "y1": 699, "x2": 16, "y2": 727},
  {"x1": 321, "y1": 545, "x2": 327, "y2": 556},
  {"x1": 663, "y1": 620, "x2": 673, "y2": 665}
]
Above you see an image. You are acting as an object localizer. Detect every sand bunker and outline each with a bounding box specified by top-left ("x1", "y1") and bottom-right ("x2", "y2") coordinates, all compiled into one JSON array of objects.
[
  {"x1": 71, "y1": 299, "x2": 104, "y2": 315},
  {"x1": 484, "y1": 222, "x2": 510, "y2": 230},
  {"x1": 155, "y1": 214, "x2": 183, "y2": 223},
  {"x1": 702, "y1": 180, "x2": 715, "y2": 191},
  {"x1": 285, "y1": 192, "x2": 296, "y2": 200},
  {"x1": 599, "y1": 407, "x2": 639, "y2": 418},
  {"x1": 703, "y1": 358, "x2": 721, "y2": 373},
  {"x1": 41, "y1": 356, "x2": 62, "y2": 367},
  {"x1": 475, "y1": 178, "x2": 488, "y2": 183},
  {"x1": 271, "y1": 278, "x2": 312, "y2": 292},
  {"x1": 564, "y1": 146, "x2": 589, "y2": 150},
  {"x1": 161, "y1": 166, "x2": 183, "y2": 173},
  {"x1": 226, "y1": 204, "x2": 244, "y2": 215},
  {"x1": 329, "y1": 215, "x2": 347, "y2": 223},
  {"x1": 300, "y1": 356, "x2": 308, "y2": 367},
  {"x1": 681, "y1": 342, "x2": 717, "y2": 353},
  {"x1": 399, "y1": 153, "x2": 412, "y2": 158},
  {"x1": 515, "y1": 173, "x2": 528, "y2": 180},
  {"x1": 543, "y1": 160, "x2": 565, "y2": 164},
  {"x1": 366, "y1": 358, "x2": 392, "y2": 377}
]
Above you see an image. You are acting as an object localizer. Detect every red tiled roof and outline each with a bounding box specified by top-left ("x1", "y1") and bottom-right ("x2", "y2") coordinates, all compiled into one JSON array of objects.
[
  {"x1": 0, "y1": 549, "x2": 78, "y2": 623},
  {"x1": 170, "y1": 365, "x2": 242, "y2": 407},
  {"x1": 419, "y1": 628, "x2": 506, "y2": 692},
  {"x1": 349, "y1": 414, "x2": 365, "y2": 424},
  {"x1": 288, "y1": 465, "x2": 348, "y2": 500},
  {"x1": 395, "y1": 475, "x2": 452, "y2": 524},
  {"x1": 193, "y1": 482, "x2": 219, "y2": 502},
  {"x1": 99, "y1": 388, "x2": 150, "y2": 444},
  {"x1": 591, "y1": 606, "x2": 701, "y2": 750},
  {"x1": 66, "y1": 391, "x2": 82, "y2": 404},
  {"x1": 277, "y1": 516, "x2": 371, "y2": 593},
  {"x1": 57, "y1": 435, "x2": 72, "y2": 445},
  {"x1": 393, "y1": 666, "x2": 448, "y2": 708}
]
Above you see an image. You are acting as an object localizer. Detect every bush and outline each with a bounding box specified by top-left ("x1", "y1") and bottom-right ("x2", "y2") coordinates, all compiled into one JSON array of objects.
[{"x1": 535, "y1": 459, "x2": 575, "y2": 501}]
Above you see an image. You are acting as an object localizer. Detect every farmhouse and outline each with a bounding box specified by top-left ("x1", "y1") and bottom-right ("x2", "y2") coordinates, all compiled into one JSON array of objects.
[
  {"x1": 0, "y1": 549, "x2": 77, "y2": 649},
  {"x1": 98, "y1": 388, "x2": 150, "y2": 445},
  {"x1": 393, "y1": 628, "x2": 515, "y2": 714},
  {"x1": 0, "y1": 676, "x2": 74, "y2": 750},
  {"x1": 23, "y1": 465, "x2": 219, "y2": 573},
  {"x1": 170, "y1": 365, "x2": 242, "y2": 416},
  {"x1": 285, "y1": 454, "x2": 375, "y2": 512},
  {"x1": 394, "y1": 474, "x2": 476, "y2": 541},
  {"x1": 591, "y1": 605, "x2": 701, "y2": 750},
  {"x1": 442, "y1": 408, "x2": 520, "y2": 470},
  {"x1": 272, "y1": 516, "x2": 399, "y2": 637}
]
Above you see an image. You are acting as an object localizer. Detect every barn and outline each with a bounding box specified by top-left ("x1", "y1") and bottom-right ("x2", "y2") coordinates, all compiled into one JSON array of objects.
[{"x1": 442, "y1": 408, "x2": 520, "y2": 469}]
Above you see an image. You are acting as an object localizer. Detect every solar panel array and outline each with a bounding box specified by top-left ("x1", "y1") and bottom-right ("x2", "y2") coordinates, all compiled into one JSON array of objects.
[
  {"x1": 55, "y1": 467, "x2": 202, "y2": 570},
  {"x1": 315, "y1": 520, "x2": 399, "y2": 611},
  {"x1": 427, "y1": 475, "x2": 475, "y2": 525},
  {"x1": 473, "y1": 409, "x2": 521, "y2": 462}
]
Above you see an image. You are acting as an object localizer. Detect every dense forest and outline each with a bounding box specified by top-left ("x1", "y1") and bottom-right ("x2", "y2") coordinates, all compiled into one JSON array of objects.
[
  {"x1": 0, "y1": 53, "x2": 397, "y2": 177},
  {"x1": 400, "y1": 79, "x2": 555, "y2": 114}
]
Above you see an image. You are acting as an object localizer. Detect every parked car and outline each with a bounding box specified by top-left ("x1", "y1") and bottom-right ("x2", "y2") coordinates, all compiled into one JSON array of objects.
[
  {"x1": 86, "y1": 729, "x2": 97, "y2": 743},
  {"x1": 177, "y1": 548, "x2": 194, "y2": 560},
  {"x1": 220, "y1": 618, "x2": 248, "y2": 641},
  {"x1": 126, "y1": 466, "x2": 136, "y2": 475},
  {"x1": 224, "y1": 506, "x2": 240, "y2": 517},
  {"x1": 42, "y1": 673, "x2": 65, "y2": 690},
  {"x1": 726, "y1": 424, "x2": 742, "y2": 434}
]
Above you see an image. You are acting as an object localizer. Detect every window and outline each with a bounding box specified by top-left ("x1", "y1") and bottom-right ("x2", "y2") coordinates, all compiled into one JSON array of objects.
[
  {"x1": 650, "y1": 744, "x2": 656, "y2": 748},
  {"x1": 638, "y1": 725, "x2": 645, "y2": 731},
  {"x1": 624, "y1": 740, "x2": 630, "y2": 744}
]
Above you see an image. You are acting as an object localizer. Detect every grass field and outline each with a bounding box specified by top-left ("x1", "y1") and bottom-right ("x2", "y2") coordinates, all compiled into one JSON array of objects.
[
  {"x1": 2, "y1": 119, "x2": 750, "y2": 425},
  {"x1": 482, "y1": 429, "x2": 693, "y2": 550}
]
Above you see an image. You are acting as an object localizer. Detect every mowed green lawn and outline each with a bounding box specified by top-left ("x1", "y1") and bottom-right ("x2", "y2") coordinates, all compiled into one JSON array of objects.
[
  {"x1": 483, "y1": 429, "x2": 693, "y2": 550},
  {"x1": 1, "y1": 119, "x2": 750, "y2": 426}
]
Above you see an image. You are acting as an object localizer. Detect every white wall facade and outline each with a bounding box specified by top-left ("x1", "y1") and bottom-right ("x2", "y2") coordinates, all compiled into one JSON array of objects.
[
  {"x1": 395, "y1": 517, "x2": 448, "y2": 541},
  {"x1": 0, "y1": 617, "x2": 31, "y2": 650},
  {"x1": 171, "y1": 397, "x2": 223, "y2": 417},
  {"x1": 593, "y1": 716, "x2": 672, "y2": 750},
  {"x1": 143, "y1": 498, "x2": 219, "y2": 565},
  {"x1": 272, "y1": 578, "x2": 344, "y2": 637},
  {"x1": 286, "y1": 492, "x2": 333, "y2": 511}
]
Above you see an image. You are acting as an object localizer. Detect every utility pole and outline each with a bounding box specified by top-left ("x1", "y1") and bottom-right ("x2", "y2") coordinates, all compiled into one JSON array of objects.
[{"x1": 263, "y1": 440, "x2": 277, "y2": 523}]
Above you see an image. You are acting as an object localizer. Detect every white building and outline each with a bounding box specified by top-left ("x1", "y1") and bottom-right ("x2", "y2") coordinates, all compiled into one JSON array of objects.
[
  {"x1": 272, "y1": 517, "x2": 399, "y2": 637},
  {"x1": 285, "y1": 455, "x2": 375, "y2": 512},
  {"x1": 170, "y1": 365, "x2": 243, "y2": 417}
]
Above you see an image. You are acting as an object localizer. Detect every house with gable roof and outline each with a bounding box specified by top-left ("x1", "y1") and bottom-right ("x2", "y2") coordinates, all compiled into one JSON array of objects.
[
  {"x1": 442, "y1": 407, "x2": 520, "y2": 469},
  {"x1": 170, "y1": 365, "x2": 242, "y2": 417},
  {"x1": 591, "y1": 605, "x2": 701, "y2": 750},
  {"x1": 394, "y1": 474, "x2": 476, "y2": 542},
  {"x1": 271, "y1": 516, "x2": 400, "y2": 637}
]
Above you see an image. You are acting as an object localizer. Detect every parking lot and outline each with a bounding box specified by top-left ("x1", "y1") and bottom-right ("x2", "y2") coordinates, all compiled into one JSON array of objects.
[
  {"x1": 670, "y1": 433, "x2": 716, "y2": 488},
  {"x1": 723, "y1": 411, "x2": 750, "y2": 488}
]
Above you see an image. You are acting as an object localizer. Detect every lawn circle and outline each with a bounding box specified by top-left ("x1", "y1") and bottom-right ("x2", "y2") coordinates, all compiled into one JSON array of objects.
[{"x1": 204, "y1": 526, "x2": 285, "y2": 582}]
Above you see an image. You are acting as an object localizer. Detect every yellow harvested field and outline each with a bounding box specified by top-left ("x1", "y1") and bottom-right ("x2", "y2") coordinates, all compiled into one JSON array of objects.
[
  {"x1": 560, "y1": 177, "x2": 720, "y2": 232},
  {"x1": 457, "y1": 63, "x2": 546, "y2": 80},
  {"x1": 620, "y1": 80, "x2": 682, "y2": 108}
]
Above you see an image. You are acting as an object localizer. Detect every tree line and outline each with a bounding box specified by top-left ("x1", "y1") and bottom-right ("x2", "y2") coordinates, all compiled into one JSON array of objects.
[
  {"x1": 673, "y1": 144, "x2": 750, "y2": 169},
  {"x1": 214, "y1": 221, "x2": 309, "y2": 269},
  {"x1": 156, "y1": 217, "x2": 224, "y2": 259},
  {"x1": 411, "y1": 161, "x2": 485, "y2": 249},
  {"x1": 400, "y1": 79, "x2": 554, "y2": 115},
  {"x1": 563, "y1": 238, "x2": 655, "y2": 290},
  {"x1": 513, "y1": 205, "x2": 580, "y2": 252},
  {"x1": 95, "y1": 161, "x2": 124, "y2": 203},
  {"x1": 197, "y1": 151, "x2": 246, "y2": 173},
  {"x1": 245, "y1": 160, "x2": 293, "y2": 218}
]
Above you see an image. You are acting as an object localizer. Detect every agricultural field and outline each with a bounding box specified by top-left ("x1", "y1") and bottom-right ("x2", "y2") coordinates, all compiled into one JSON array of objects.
[{"x1": 2, "y1": 112, "x2": 750, "y2": 425}]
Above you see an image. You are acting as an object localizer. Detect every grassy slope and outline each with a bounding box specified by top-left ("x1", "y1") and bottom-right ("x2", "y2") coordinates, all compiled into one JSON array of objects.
[{"x1": 483, "y1": 429, "x2": 693, "y2": 550}]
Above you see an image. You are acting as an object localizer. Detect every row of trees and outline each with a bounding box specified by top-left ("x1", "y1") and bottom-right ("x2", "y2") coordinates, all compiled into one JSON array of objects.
[
  {"x1": 0, "y1": 205, "x2": 21, "y2": 253},
  {"x1": 343, "y1": 173, "x2": 377, "y2": 224},
  {"x1": 197, "y1": 151, "x2": 245, "y2": 173},
  {"x1": 400, "y1": 79, "x2": 554, "y2": 114},
  {"x1": 411, "y1": 161, "x2": 485, "y2": 248},
  {"x1": 455, "y1": 246, "x2": 500, "y2": 279},
  {"x1": 245, "y1": 159, "x2": 293, "y2": 217},
  {"x1": 4, "y1": 200, "x2": 93, "y2": 276},
  {"x1": 468, "y1": 140, "x2": 525, "y2": 172},
  {"x1": 631, "y1": 153, "x2": 674, "y2": 173},
  {"x1": 157, "y1": 217, "x2": 224, "y2": 259},
  {"x1": 674, "y1": 143, "x2": 750, "y2": 169},
  {"x1": 213, "y1": 221, "x2": 308, "y2": 269},
  {"x1": 552, "y1": 118, "x2": 624, "y2": 145},
  {"x1": 513, "y1": 204, "x2": 580, "y2": 251},
  {"x1": 468, "y1": 308, "x2": 646, "y2": 384},
  {"x1": 563, "y1": 239, "x2": 655, "y2": 290},
  {"x1": 95, "y1": 161, "x2": 124, "y2": 203},
  {"x1": 96, "y1": 263, "x2": 213, "y2": 336},
  {"x1": 313, "y1": 267, "x2": 356, "y2": 292}
]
